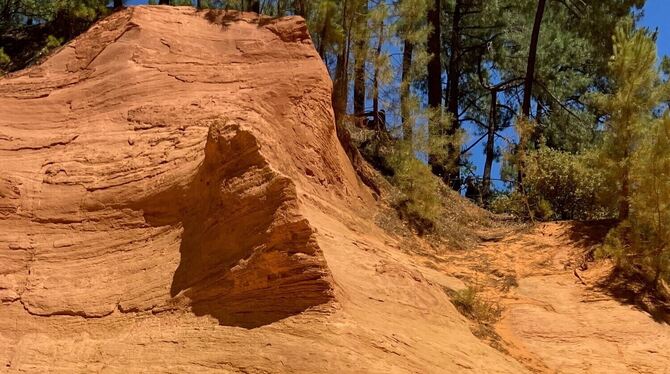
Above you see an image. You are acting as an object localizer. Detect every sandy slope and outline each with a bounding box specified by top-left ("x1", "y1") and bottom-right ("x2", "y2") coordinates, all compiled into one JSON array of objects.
[
  {"x1": 440, "y1": 222, "x2": 670, "y2": 373},
  {"x1": 0, "y1": 6, "x2": 524, "y2": 372}
]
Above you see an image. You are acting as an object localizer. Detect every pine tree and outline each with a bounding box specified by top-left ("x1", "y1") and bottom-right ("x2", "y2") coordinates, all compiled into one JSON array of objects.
[
  {"x1": 629, "y1": 114, "x2": 670, "y2": 287},
  {"x1": 395, "y1": 0, "x2": 429, "y2": 142},
  {"x1": 596, "y1": 21, "x2": 662, "y2": 221},
  {"x1": 369, "y1": 2, "x2": 388, "y2": 134},
  {"x1": 597, "y1": 21, "x2": 670, "y2": 288}
]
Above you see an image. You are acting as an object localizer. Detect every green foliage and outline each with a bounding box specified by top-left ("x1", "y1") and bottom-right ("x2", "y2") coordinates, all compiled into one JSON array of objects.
[
  {"x1": 593, "y1": 20, "x2": 667, "y2": 219},
  {"x1": 386, "y1": 140, "x2": 443, "y2": 230},
  {"x1": 0, "y1": 0, "x2": 56, "y2": 32},
  {"x1": 54, "y1": 0, "x2": 108, "y2": 22},
  {"x1": 489, "y1": 191, "x2": 521, "y2": 217},
  {"x1": 0, "y1": 0, "x2": 109, "y2": 72},
  {"x1": 525, "y1": 147, "x2": 609, "y2": 220},
  {"x1": 425, "y1": 110, "x2": 463, "y2": 171},
  {"x1": 494, "y1": 145, "x2": 609, "y2": 220},
  {"x1": 0, "y1": 47, "x2": 10, "y2": 71},
  {"x1": 595, "y1": 22, "x2": 670, "y2": 289},
  {"x1": 355, "y1": 112, "x2": 460, "y2": 233},
  {"x1": 488, "y1": 1, "x2": 644, "y2": 152},
  {"x1": 450, "y1": 287, "x2": 500, "y2": 323},
  {"x1": 308, "y1": 0, "x2": 343, "y2": 56},
  {"x1": 600, "y1": 114, "x2": 670, "y2": 287},
  {"x1": 44, "y1": 34, "x2": 63, "y2": 49},
  {"x1": 170, "y1": 0, "x2": 196, "y2": 5},
  {"x1": 662, "y1": 56, "x2": 670, "y2": 81}
]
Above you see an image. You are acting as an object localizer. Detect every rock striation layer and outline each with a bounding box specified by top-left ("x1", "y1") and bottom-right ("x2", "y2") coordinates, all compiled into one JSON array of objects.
[{"x1": 0, "y1": 6, "x2": 525, "y2": 372}]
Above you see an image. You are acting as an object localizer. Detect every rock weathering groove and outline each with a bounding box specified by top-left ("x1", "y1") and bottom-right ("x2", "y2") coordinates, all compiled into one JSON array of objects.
[{"x1": 0, "y1": 6, "x2": 525, "y2": 372}]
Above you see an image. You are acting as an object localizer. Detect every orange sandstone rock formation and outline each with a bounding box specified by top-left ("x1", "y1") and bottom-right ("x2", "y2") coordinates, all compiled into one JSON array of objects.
[{"x1": 0, "y1": 6, "x2": 524, "y2": 372}]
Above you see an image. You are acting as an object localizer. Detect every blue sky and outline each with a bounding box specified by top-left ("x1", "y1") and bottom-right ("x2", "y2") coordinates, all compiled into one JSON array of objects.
[{"x1": 641, "y1": 0, "x2": 669, "y2": 58}]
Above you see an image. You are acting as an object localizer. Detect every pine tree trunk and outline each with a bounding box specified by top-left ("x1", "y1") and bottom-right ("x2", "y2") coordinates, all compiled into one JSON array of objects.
[
  {"x1": 482, "y1": 89, "x2": 498, "y2": 201},
  {"x1": 518, "y1": 0, "x2": 546, "y2": 188},
  {"x1": 444, "y1": 0, "x2": 465, "y2": 190},
  {"x1": 521, "y1": 0, "x2": 546, "y2": 118},
  {"x1": 652, "y1": 248, "x2": 663, "y2": 290},
  {"x1": 401, "y1": 39, "x2": 413, "y2": 141},
  {"x1": 293, "y1": 0, "x2": 307, "y2": 17},
  {"x1": 353, "y1": 1, "x2": 367, "y2": 117},
  {"x1": 332, "y1": 53, "x2": 348, "y2": 127},
  {"x1": 331, "y1": 0, "x2": 350, "y2": 127},
  {"x1": 619, "y1": 170, "x2": 630, "y2": 221},
  {"x1": 427, "y1": 0, "x2": 442, "y2": 111},
  {"x1": 317, "y1": 26, "x2": 326, "y2": 58},
  {"x1": 427, "y1": 0, "x2": 444, "y2": 179},
  {"x1": 372, "y1": 19, "x2": 384, "y2": 131},
  {"x1": 240, "y1": 0, "x2": 260, "y2": 12},
  {"x1": 353, "y1": 54, "x2": 366, "y2": 116}
]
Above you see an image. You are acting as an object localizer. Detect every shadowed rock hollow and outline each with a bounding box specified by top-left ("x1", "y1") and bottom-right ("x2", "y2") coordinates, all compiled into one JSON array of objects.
[{"x1": 0, "y1": 6, "x2": 526, "y2": 372}]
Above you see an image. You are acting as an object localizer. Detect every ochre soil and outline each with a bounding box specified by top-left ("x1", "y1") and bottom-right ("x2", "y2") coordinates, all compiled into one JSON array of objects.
[
  {"x1": 437, "y1": 221, "x2": 670, "y2": 373},
  {"x1": 1, "y1": 5, "x2": 668, "y2": 373}
]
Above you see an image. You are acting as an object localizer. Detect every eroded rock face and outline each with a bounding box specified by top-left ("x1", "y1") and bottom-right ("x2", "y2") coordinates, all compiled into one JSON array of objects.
[
  {"x1": 0, "y1": 6, "x2": 343, "y2": 326},
  {"x1": 0, "y1": 7, "x2": 525, "y2": 373}
]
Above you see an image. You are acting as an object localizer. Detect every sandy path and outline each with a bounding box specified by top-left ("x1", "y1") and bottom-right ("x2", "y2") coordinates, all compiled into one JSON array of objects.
[{"x1": 441, "y1": 222, "x2": 670, "y2": 373}]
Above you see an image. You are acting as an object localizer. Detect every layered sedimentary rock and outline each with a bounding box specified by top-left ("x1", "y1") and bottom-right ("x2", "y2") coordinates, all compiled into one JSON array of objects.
[
  {"x1": 0, "y1": 6, "x2": 340, "y2": 327},
  {"x1": 0, "y1": 6, "x2": 525, "y2": 372}
]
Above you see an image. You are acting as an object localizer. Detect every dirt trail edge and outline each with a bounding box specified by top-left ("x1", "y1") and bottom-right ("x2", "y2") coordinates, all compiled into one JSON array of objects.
[{"x1": 440, "y1": 222, "x2": 670, "y2": 373}]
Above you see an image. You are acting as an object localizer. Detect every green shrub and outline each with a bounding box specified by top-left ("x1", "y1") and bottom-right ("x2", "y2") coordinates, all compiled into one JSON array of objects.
[
  {"x1": 527, "y1": 147, "x2": 610, "y2": 220},
  {"x1": 489, "y1": 191, "x2": 527, "y2": 217},
  {"x1": 351, "y1": 117, "x2": 448, "y2": 234},
  {"x1": 450, "y1": 287, "x2": 500, "y2": 323},
  {"x1": 386, "y1": 140, "x2": 442, "y2": 232},
  {"x1": 45, "y1": 35, "x2": 64, "y2": 50},
  {"x1": 0, "y1": 48, "x2": 10, "y2": 73},
  {"x1": 493, "y1": 146, "x2": 611, "y2": 221}
]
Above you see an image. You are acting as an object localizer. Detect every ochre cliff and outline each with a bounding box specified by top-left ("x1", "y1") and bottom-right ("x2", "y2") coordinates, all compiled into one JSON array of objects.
[{"x1": 0, "y1": 6, "x2": 525, "y2": 372}]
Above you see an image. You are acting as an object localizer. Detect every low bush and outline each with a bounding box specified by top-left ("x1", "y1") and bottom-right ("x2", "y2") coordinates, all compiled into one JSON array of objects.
[
  {"x1": 450, "y1": 287, "x2": 501, "y2": 323},
  {"x1": 386, "y1": 140, "x2": 443, "y2": 233},
  {"x1": 0, "y1": 48, "x2": 10, "y2": 74},
  {"x1": 492, "y1": 146, "x2": 611, "y2": 221}
]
